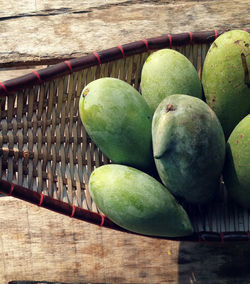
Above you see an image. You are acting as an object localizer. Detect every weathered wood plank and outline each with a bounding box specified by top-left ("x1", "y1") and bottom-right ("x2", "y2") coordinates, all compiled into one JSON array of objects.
[
  {"x1": 0, "y1": 196, "x2": 250, "y2": 283},
  {"x1": 1, "y1": 1, "x2": 250, "y2": 283},
  {"x1": 0, "y1": 0, "x2": 249, "y2": 66}
]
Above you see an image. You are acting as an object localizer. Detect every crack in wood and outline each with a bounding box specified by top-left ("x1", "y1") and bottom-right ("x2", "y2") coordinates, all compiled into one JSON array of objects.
[
  {"x1": 0, "y1": 0, "x2": 172, "y2": 22},
  {"x1": 0, "y1": 8, "x2": 89, "y2": 22}
]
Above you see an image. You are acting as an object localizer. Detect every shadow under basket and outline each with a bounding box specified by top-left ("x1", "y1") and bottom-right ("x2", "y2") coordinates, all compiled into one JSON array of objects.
[{"x1": 0, "y1": 29, "x2": 249, "y2": 243}]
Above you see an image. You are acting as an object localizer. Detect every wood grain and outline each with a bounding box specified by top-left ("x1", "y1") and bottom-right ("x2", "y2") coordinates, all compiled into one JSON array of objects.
[
  {"x1": 0, "y1": 0, "x2": 249, "y2": 67},
  {"x1": 0, "y1": 196, "x2": 250, "y2": 283},
  {"x1": 1, "y1": 1, "x2": 250, "y2": 283}
]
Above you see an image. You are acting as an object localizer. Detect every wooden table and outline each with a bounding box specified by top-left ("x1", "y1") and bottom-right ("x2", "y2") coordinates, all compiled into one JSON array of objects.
[{"x1": 0, "y1": 1, "x2": 250, "y2": 283}]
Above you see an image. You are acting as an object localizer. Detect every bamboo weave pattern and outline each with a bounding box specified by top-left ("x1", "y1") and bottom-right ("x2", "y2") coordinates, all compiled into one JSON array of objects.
[{"x1": 0, "y1": 31, "x2": 249, "y2": 239}]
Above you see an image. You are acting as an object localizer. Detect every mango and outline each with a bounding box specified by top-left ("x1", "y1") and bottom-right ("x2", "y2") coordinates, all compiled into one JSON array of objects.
[
  {"x1": 79, "y1": 77, "x2": 154, "y2": 172},
  {"x1": 152, "y1": 94, "x2": 225, "y2": 204},
  {"x1": 202, "y1": 30, "x2": 250, "y2": 139},
  {"x1": 89, "y1": 164, "x2": 194, "y2": 237},
  {"x1": 140, "y1": 49, "x2": 203, "y2": 112},
  {"x1": 223, "y1": 115, "x2": 250, "y2": 208}
]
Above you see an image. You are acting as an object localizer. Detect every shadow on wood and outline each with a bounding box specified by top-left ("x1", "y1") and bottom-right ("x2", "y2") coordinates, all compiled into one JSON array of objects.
[{"x1": 178, "y1": 241, "x2": 250, "y2": 283}]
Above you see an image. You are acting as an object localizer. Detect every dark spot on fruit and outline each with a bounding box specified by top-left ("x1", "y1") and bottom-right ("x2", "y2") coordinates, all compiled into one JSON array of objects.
[
  {"x1": 147, "y1": 115, "x2": 151, "y2": 119},
  {"x1": 246, "y1": 43, "x2": 249, "y2": 47},
  {"x1": 210, "y1": 96, "x2": 217, "y2": 108},
  {"x1": 166, "y1": 104, "x2": 175, "y2": 112},
  {"x1": 236, "y1": 140, "x2": 239, "y2": 144},
  {"x1": 213, "y1": 42, "x2": 218, "y2": 48},
  {"x1": 234, "y1": 40, "x2": 241, "y2": 45},
  {"x1": 241, "y1": 53, "x2": 250, "y2": 87},
  {"x1": 82, "y1": 88, "x2": 89, "y2": 97},
  {"x1": 240, "y1": 134, "x2": 244, "y2": 139}
]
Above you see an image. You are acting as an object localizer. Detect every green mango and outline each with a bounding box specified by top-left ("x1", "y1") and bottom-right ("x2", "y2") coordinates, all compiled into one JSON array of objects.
[
  {"x1": 140, "y1": 49, "x2": 203, "y2": 112},
  {"x1": 89, "y1": 164, "x2": 193, "y2": 237},
  {"x1": 223, "y1": 115, "x2": 250, "y2": 208},
  {"x1": 202, "y1": 30, "x2": 250, "y2": 139},
  {"x1": 152, "y1": 94, "x2": 225, "y2": 204},
  {"x1": 79, "y1": 77, "x2": 154, "y2": 172}
]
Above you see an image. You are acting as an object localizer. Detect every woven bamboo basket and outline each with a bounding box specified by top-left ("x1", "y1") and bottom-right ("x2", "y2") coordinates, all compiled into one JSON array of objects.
[{"x1": 0, "y1": 29, "x2": 249, "y2": 242}]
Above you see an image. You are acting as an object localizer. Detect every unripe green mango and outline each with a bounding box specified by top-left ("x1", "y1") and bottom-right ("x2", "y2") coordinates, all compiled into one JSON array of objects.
[
  {"x1": 140, "y1": 49, "x2": 203, "y2": 112},
  {"x1": 152, "y1": 94, "x2": 225, "y2": 204},
  {"x1": 223, "y1": 115, "x2": 250, "y2": 209},
  {"x1": 89, "y1": 164, "x2": 193, "y2": 237},
  {"x1": 79, "y1": 78, "x2": 154, "y2": 172},
  {"x1": 202, "y1": 30, "x2": 250, "y2": 139}
]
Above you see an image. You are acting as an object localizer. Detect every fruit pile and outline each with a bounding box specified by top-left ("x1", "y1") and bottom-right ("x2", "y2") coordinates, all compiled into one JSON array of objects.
[{"x1": 78, "y1": 30, "x2": 250, "y2": 237}]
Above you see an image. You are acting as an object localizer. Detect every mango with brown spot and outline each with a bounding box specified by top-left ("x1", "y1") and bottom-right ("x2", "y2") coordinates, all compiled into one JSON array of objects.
[
  {"x1": 202, "y1": 30, "x2": 250, "y2": 139},
  {"x1": 152, "y1": 94, "x2": 226, "y2": 204},
  {"x1": 79, "y1": 77, "x2": 154, "y2": 172}
]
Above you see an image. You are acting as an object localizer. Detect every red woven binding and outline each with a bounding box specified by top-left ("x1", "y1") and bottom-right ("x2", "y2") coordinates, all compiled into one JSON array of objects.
[
  {"x1": 142, "y1": 39, "x2": 149, "y2": 51},
  {"x1": 214, "y1": 29, "x2": 218, "y2": 39},
  {"x1": 9, "y1": 183, "x2": 15, "y2": 196},
  {"x1": 0, "y1": 82, "x2": 8, "y2": 94},
  {"x1": 32, "y1": 71, "x2": 43, "y2": 83},
  {"x1": 188, "y1": 32, "x2": 193, "y2": 44},
  {"x1": 100, "y1": 215, "x2": 105, "y2": 226},
  {"x1": 93, "y1": 52, "x2": 102, "y2": 65},
  {"x1": 117, "y1": 45, "x2": 125, "y2": 58},
  {"x1": 39, "y1": 194, "x2": 44, "y2": 206},
  {"x1": 64, "y1": 60, "x2": 73, "y2": 73},
  {"x1": 71, "y1": 205, "x2": 76, "y2": 217},
  {"x1": 167, "y1": 34, "x2": 172, "y2": 48}
]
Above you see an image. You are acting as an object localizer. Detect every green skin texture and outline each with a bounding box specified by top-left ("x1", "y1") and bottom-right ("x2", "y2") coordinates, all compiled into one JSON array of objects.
[
  {"x1": 89, "y1": 164, "x2": 193, "y2": 237},
  {"x1": 140, "y1": 48, "x2": 203, "y2": 112},
  {"x1": 152, "y1": 94, "x2": 226, "y2": 204},
  {"x1": 202, "y1": 30, "x2": 250, "y2": 140},
  {"x1": 79, "y1": 78, "x2": 154, "y2": 172},
  {"x1": 223, "y1": 115, "x2": 250, "y2": 209}
]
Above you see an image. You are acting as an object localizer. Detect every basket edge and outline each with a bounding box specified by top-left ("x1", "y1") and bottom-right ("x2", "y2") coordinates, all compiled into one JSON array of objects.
[
  {"x1": 1, "y1": 29, "x2": 247, "y2": 96},
  {"x1": 1, "y1": 178, "x2": 250, "y2": 243}
]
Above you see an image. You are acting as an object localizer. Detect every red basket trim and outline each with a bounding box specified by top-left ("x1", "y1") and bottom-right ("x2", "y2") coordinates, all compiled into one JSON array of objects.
[
  {"x1": 117, "y1": 45, "x2": 125, "y2": 58},
  {"x1": 93, "y1": 52, "x2": 102, "y2": 65},
  {"x1": 141, "y1": 39, "x2": 149, "y2": 51},
  {"x1": 167, "y1": 34, "x2": 172, "y2": 48},
  {"x1": 71, "y1": 205, "x2": 76, "y2": 217},
  {"x1": 39, "y1": 194, "x2": 44, "y2": 206},
  {"x1": 8, "y1": 183, "x2": 15, "y2": 196},
  {"x1": 0, "y1": 82, "x2": 8, "y2": 94},
  {"x1": 215, "y1": 29, "x2": 218, "y2": 39},
  {"x1": 32, "y1": 70, "x2": 43, "y2": 83},
  {"x1": 188, "y1": 32, "x2": 193, "y2": 44},
  {"x1": 64, "y1": 60, "x2": 73, "y2": 73},
  {"x1": 100, "y1": 214, "x2": 105, "y2": 226},
  {"x1": 2, "y1": 178, "x2": 250, "y2": 242},
  {"x1": 1, "y1": 29, "x2": 249, "y2": 96}
]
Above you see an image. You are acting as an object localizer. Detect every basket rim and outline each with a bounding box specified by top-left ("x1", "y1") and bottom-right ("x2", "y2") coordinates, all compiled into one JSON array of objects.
[
  {"x1": 1, "y1": 28, "x2": 248, "y2": 96},
  {"x1": 1, "y1": 28, "x2": 250, "y2": 242},
  {"x1": 1, "y1": 178, "x2": 250, "y2": 243}
]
